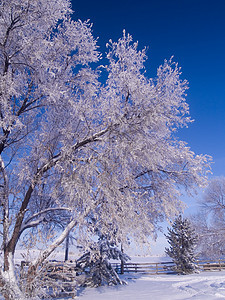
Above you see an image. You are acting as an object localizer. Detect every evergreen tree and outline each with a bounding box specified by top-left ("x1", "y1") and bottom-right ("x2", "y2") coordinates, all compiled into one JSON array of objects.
[{"x1": 165, "y1": 215, "x2": 198, "y2": 274}]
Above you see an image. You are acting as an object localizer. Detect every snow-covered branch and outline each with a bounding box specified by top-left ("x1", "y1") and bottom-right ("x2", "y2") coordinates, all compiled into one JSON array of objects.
[
  {"x1": 32, "y1": 218, "x2": 77, "y2": 267},
  {"x1": 20, "y1": 207, "x2": 73, "y2": 234}
]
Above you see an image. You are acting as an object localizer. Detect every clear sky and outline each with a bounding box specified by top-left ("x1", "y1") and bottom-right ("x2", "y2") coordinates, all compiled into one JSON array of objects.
[{"x1": 71, "y1": 0, "x2": 225, "y2": 254}]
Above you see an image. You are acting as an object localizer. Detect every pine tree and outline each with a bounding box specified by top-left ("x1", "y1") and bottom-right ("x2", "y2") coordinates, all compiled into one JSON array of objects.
[{"x1": 165, "y1": 215, "x2": 198, "y2": 274}]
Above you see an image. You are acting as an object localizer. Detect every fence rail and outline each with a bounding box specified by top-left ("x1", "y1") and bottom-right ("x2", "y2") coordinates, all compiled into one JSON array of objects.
[
  {"x1": 111, "y1": 261, "x2": 176, "y2": 275},
  {"x1": 197, "y1": 259, "x2": 225, "y2": 272},
  {"x1": 111, "y1": 259, "x2": 225, "y2": 275}
]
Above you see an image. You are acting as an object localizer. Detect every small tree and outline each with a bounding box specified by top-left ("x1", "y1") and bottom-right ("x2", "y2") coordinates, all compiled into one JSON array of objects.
[
  {"x1": 76, "y1": 237, "x2": 130, "y2": 287},
  {"x1": 165, "y1": 215, "x2": 198, "y2": 274}
]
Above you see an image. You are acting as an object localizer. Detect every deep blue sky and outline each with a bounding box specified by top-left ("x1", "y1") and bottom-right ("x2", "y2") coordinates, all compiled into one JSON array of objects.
[{"x1": 72, "y1": 0, "x2": 225, "y2": 178}]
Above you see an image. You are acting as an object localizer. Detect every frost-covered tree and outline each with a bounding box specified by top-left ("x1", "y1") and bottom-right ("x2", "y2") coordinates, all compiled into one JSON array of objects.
[
  {"x1": 191, "y1": 177, "x2": 225, "y2": 258},
  {"x1": 76, "y1": 236, "x2": 130, "y2": 287},
  {"x1": 165, "y1": 215, "x2": 198, "y2": 274},
  {"x1": 0, "y1": 0, "x2": 211, "y2": 298}
]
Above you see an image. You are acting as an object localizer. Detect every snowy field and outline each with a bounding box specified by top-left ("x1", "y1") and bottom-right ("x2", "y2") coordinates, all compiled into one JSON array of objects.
[
  {"x1": 76, "y1": 271, "x2": 225, "y2": 300},
  {"x1": 74, "y1": 256, "x2": 225, "y2": 300},
  {"x1": 6, "y1": 252, "x2": 225, "y2": 299}
]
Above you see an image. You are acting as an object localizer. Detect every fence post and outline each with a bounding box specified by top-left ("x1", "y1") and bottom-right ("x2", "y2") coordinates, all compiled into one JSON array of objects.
[
  {"x1": 156, "y1": 263, "x2": 158, "y2": 274},
  {"x1": 64, "y1": 234, "x2": 70, "y2": 261},
  {"x1": 120, "y1": 244, "x2": 124, "y2": 274}
]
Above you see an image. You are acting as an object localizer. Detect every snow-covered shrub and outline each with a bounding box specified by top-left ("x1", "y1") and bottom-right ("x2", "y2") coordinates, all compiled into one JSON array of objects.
[{"x1": 76, "y1": 237, "x2": 130, "y2": 287}]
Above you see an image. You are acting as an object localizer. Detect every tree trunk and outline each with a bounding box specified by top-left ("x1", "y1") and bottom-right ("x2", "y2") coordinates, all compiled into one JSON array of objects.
[{"x1": 1, "y1": 251, "x2": 27, "y2": 300}]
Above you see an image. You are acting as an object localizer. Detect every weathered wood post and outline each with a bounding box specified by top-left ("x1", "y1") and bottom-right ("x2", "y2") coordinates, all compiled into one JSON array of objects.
[
  {"x1": 65, "y1": 234, "x2": 69, "y2": 261},
  {"x1": 120, "y1": 244, "x2": 124, "y2": 274}
]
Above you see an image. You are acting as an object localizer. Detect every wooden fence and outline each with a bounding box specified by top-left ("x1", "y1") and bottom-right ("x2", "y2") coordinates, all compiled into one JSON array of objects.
[
  {"x1": 111, "y1": 261, "x2": 176, "y2": 275},
  {"x1": 111, "y1": 259, "x2": 225, "y2": 275},
  {"x1": 197, "y1": 259, "x2": 225, "y2": 272}
]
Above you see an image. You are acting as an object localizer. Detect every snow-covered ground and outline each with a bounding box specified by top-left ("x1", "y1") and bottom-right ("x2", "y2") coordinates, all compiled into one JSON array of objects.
[
  {"x1": 77, "y1": 271, "x2": 225, "y2": 300},
  {"x1": 74, "y1": 255, "x2": 225, "y2": 300}
]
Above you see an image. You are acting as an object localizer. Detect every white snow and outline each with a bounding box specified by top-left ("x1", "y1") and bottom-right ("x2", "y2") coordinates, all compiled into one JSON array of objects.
[
  {"x1": 76, "y1": 271, "x2": 225, "y2": 300},
  {"x1": 71, "y1": 255, "x2": 225, "y2": 299}
]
